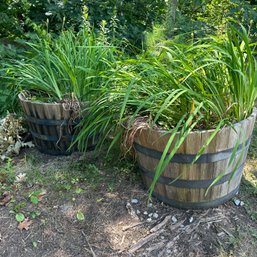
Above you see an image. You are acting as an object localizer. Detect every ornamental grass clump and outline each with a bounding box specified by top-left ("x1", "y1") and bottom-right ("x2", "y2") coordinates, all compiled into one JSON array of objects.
[
  {"x1": 76, "y1": 25, "x2": 257, "y2": 196},
  {"x1": 10, "y1": 24, "x2": 116, "y2": 103},
  {"x1": 7, "y1": 18, "x2": 117, "y2": 155}
]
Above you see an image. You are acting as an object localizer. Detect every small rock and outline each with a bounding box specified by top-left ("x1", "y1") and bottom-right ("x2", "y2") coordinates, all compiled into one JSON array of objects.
[
  {"x1": 153, "y1": 213, "x2": 159, "y2": 219},
  {"x1": 234, "y1": 199, "x2": 241, "y2": 206},
  {"x1": 189, "y1": 217, "x2": 194, "y2": 223},
  {"x1": 126, "y1": 202, "x2": 139, "y2": 220},
  {"x1": 143, "y1": 211, "x2": 148, "y2": 215},
  {"x1": 217, "y1": 232, "x2": 225, "y2": 237},
  {"x1": 147, "y1": 203, "x2": 153, "y2": 208},
  {"x1": 60, "y1": 204, "x2": 73, "y2": 212},
  {"x1": 148, "y1": 213, "x2": 153, "y2": 217},
  {"x1": 131, "y1": 199, "x2": 139, "y2": 204},
  {"x1": 136, "y1": 210, "x2": 141, "y2": 214},
  {"x1": 166, "y1": 249, "x2": 172, "y2": 254},
  {"x1": 172, "y1": 216, "x2": 178, "y2": 223},
  {"x1": 26, "y1": 182, "x2": 34, "y2": 188},
  {"x1": 146, "y1": 218, "x2": 152, "y2": 222},
  {"x1": 240, "y1": 201, "x2": 245, "y2": 206},
  {"x1": 161, "y1": 236, "x2": 165, "y2": 240}
]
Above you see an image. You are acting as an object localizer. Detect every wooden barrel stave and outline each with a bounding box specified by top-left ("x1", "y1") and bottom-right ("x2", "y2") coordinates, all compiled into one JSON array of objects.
[
  {"x1": 134, "y1": 111, "x2": 256, "y2": 209},
  {"x1": 18, "y1": 93, "x2": 86, "y2": 155}
]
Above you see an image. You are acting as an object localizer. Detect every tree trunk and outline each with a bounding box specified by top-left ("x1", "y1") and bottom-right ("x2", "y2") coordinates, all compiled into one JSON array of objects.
[
  {"x1": 166, "y1": 0, "x2": 177, "y2": 34},
  {"x1": 170, "y1": 0, "x2": 177, "y2": 22}
]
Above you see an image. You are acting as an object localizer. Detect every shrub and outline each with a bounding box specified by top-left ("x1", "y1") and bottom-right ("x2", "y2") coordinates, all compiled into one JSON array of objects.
[{"x1": 75, "y1": 25, "x2": 257, "y2": 195}]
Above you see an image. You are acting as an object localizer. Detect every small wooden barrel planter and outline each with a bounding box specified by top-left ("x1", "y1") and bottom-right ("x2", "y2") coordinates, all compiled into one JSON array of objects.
[
  {"x1": 19, "y1": 93, "x2": 95, "y2": 155},
  {"x1": 134, "y1": 111, "x2": 256, "y2": 209}
]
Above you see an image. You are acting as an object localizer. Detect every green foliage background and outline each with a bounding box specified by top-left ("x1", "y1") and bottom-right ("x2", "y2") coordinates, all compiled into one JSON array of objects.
[
  {"x1": 1, "y1": 0, "x2": 257, "y2": 116},
  {"x1": 0, "y1": 0, "x2": 30, "y2": 38},
  {"x1": 167, "y1": 0, "x2": 257, "y2": 40},
  {"x1": 0, "y1": 0, "x2": 166, "y2": 116},
  {"x1": 0, "y1": 0, "x2": 166, "y2": 48}
]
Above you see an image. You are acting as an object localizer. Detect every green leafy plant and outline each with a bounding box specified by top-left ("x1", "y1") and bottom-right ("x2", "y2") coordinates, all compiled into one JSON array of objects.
[
  {"x1": 30, "y1": 195, "x2": 39, "y2": 205},
  {"x1": 9, "y1": 21, "x2": 116, "y2": 103},
  {"x1": 0, "y1": 41, "x2": 27, "y2": 116},
  {"x1": 0, "y1": 0, "x2": 30, "y2": 38},
  {"x1": 26, "y1": 0, "x2": 166, "y2": 51},
  {"x1": 15, "y1": 213, "x2": 25, "y2": 222},
  {"x1": 76, "y1": 210, "x2": 85, "y2": 221},
  {"x1": 32, "y1": 240, "x2": 38, "y2": 248},
  {"x1": 166, "y1": 0, "x2": 257, "y2": 42},
  {"x1": 0, "y1": 158, "x2": 15, "y2": 194},
  {"x1": 75, "y1": 24, "x2": 257, "y2": 197}
]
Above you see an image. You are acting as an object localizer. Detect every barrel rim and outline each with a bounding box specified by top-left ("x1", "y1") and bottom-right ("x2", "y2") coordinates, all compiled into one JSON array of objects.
[
  {"x1": 134, "y1": 108, "x2": 257, "y2": 137},
  {"x1": 18, "y1": 92, "x2": 64, "y2": 108},
  {"x1": 18, "y1": 92, "x2": 89, "y2": 108}
]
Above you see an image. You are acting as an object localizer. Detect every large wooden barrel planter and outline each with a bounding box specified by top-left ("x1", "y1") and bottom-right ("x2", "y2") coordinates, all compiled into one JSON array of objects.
[
  {"x1": 19, "y1": 93, "x2": 96, "y2": 155},
  {"x1": 134, "y1": 111, "x2": 256, "y2": 209}
]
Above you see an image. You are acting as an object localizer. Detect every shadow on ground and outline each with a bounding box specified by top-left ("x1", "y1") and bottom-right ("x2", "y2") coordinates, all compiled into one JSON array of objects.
[{"x1": 1, "y1": 147, "x2": 257, "y2": 257}]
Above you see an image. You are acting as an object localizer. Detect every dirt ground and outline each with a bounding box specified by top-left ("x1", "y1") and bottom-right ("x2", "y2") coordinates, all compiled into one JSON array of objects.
[{"x1": 1, "y1": 145, "x2": 257, "y2": 257}]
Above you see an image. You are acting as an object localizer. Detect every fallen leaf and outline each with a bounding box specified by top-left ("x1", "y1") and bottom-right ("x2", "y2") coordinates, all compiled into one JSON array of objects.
[
  {"x1": 18, "y1": 218, "x2": 33, "y2": 230},
  {"x1": 15, "y1": 173, "x2": 27, "y2": 183},
  {"x1": 22, "y1": 141, "x2": 34, "y2": 148},
  {"x1": 38, "y1": 190, "x2": 47, "y2": 201},
  {"x1": 0, "y1": 192, "x2": 11, "y2": 206}
]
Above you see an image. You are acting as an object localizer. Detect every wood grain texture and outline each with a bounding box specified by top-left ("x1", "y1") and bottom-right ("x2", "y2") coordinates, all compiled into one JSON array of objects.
[
  {"x1": 134, "y1": 110, "x2": 257, "y2": 209},
  {"x1": 19, "y1": 93, "x2": 77, "y2": 155}
]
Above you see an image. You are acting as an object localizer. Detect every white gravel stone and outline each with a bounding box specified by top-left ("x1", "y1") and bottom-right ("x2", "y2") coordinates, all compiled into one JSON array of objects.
[
  {"x1": 147, "y1": 203, "x2": 153, "y2": 208},
  {"x1": 148, "y1": 213, "x2": 153, "y2": 217},
  {"x1": 143, "y1": 211, "x2": 148, "y2": 215},
  {"x1": 131, "y1": 199, "x2": 139, "y2": 204},
  {"x1": 146, "y1": 218, "x2": 152, "y2": 222},
  {"x1": 240, "y1": 201, "x2": 245, "y2": 206},
  {"x1": 136, "y1": 210, "x2": 141, "y2": 214},
  {"x1": 217, "y1": 232, "x2": 225, "y2": 237},
  {"x1": 234, "y1": 199, "x2": 241, "y2": 206},
  {"x1": 189, "y1": 217, "x2": 194, "y2": 223},
  {"x1": 153, "y1": 213, "x2": 159, "y2": 219},
  {"x1": 172, "y1": 216, "x2": 178, "y2": 223},
  {"x1": 60, "y1": 204, "x2": 73, "y2": 212}
]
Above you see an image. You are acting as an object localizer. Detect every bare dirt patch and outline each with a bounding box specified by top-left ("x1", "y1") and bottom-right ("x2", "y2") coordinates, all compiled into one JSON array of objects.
[{"x1": 1, "y1": 147, "x2": 257, "y2": 257}]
